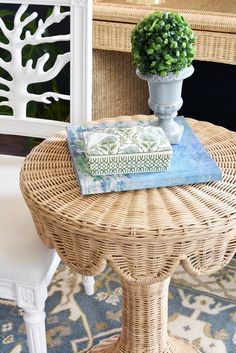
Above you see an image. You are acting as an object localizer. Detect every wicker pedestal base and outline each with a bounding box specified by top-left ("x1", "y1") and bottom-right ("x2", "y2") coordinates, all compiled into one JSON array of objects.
[
  {"x1": 88, "y1": 277, "x2": 200, "y2": 353},
  {"x1": 88, "y1": 334, "x2": 200, "y2": 353}
]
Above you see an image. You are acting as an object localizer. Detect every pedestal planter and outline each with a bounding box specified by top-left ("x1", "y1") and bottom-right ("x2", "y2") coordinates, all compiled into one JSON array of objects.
[{"x1": 137, "y1": 65, "x2": 194, "y2": 144}]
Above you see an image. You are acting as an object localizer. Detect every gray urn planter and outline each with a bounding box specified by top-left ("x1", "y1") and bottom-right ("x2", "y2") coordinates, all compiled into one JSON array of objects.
[{"x1": 136, "y1": 65, "x2": 194, "y2": 144}]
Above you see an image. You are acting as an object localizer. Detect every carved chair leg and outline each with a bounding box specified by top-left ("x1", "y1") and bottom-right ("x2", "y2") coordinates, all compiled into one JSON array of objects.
[
  {"x1": 82, "y1": 275, "x2": 95, "y2": 295},
  {"x1": 22, "y1": 307, "x2": 47, "y2": 353}
]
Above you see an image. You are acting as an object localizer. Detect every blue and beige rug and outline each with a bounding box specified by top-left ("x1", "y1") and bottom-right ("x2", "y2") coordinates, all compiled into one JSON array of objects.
[{"x1": 1, "y1": 260, "x2": 236, "y2": 353}]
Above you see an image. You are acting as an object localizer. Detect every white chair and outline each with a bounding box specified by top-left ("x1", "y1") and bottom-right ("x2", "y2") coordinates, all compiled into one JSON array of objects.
[{"x1": 0, "y1": 1, "x2": 94, "y2": 353}]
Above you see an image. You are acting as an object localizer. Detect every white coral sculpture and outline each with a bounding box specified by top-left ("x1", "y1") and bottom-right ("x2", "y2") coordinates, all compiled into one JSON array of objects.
[{"x1": 0, "y1": 4, "x2": 70, "y2": 118}]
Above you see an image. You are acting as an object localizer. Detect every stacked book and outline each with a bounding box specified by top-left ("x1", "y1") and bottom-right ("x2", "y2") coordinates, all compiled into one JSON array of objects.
[{"x1": 66, "y1": 117, "x2": 222, "y2": 195}]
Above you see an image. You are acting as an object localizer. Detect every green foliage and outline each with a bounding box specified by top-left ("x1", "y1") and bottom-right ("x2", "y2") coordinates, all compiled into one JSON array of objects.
[{"x1": 131, "y1": 11, "x2": 196, "y2": 76}]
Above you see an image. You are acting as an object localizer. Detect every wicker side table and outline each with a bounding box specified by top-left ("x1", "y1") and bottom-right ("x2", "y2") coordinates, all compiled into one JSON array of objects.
[{"x1": 20, "y1": 116, "x2": 236, "y2": 353}]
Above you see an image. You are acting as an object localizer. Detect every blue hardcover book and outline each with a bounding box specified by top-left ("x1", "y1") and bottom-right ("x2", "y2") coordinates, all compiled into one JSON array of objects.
[{"x1": 66, "y1": 117, "x2": 222, "y2": 195}]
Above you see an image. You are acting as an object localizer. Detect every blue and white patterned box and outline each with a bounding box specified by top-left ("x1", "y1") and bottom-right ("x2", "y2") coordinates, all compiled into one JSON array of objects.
[{"x1": 83, "y1": 125, "x2": 173, "y2": 175}]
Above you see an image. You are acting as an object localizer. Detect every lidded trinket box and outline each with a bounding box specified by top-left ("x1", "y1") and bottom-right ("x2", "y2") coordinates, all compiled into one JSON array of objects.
[{"x1": 83, "y1": 125, "x2": 172, "y2": 176}]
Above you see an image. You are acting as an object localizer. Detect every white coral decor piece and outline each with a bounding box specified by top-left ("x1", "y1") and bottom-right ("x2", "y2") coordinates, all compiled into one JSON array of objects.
[{"x1": 0, "y1": 4, "x2": 70, "y2": 118}]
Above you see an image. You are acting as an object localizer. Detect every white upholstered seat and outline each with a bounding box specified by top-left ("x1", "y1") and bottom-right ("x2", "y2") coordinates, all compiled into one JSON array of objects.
[
  {"x1": 0, "y1": 155, "x2": 58, "y2": 286},
  {"x1": 0, "y1": 154, "x2": 61, "y2": 353}
]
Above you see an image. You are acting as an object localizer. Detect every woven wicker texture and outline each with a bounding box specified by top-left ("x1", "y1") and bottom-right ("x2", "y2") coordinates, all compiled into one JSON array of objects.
[
  {"x1": 93, "y1": 21, "x2": 236, "y2": 65},
  {"x1": 20, "y1": 115, "x2": 236, "y2": 353},
  {"x1": 93, "y1": 50, "x2": 150, "y2": 119},
  {"x1": 87, "y1": 277, "x2": 200, "y2": 353},
  {"x1": 93, "y1": 0, "x2": 236, "y2": 64},
  {"x1": 93, "y1": 0, "x2": 236, "y2": 31},
  {"x1": 87, "y1": 334, "x2": 200, "y2": 353},
  {"x1": 92, "y1": 1, "x2": 236, "y2": 119}
]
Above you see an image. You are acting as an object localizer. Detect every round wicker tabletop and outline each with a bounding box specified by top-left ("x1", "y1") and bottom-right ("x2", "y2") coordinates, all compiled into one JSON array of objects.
[{"x1": 20, "y1": 115, "x2": 236, "y2": 353}]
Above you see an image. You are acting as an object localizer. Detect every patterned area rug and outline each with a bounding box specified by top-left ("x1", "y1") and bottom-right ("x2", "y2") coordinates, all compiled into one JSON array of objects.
[{"x1": 1, "y1": 260, "x2": 236, "y2": 353}]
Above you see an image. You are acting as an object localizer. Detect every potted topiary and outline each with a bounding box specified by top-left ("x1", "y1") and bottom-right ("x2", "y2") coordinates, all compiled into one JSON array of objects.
[{"x1": 131, "y1": 11, "x2": 196, "y2": 144}]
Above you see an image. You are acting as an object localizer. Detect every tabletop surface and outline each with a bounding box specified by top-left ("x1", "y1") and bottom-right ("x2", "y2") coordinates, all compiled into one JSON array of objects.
[{"x1": 21, "y1": 116, "x2": 236, "y2": 238}]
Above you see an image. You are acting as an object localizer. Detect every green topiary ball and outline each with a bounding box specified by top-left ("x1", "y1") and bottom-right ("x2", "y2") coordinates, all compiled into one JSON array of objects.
[{"x1": 131, "y1": 11, "x2": 196, "y2": 76}]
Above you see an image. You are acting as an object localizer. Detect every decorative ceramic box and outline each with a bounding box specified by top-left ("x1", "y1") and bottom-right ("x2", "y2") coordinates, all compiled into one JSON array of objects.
[{"x1": 83, "y1": 125, "x2": 172, "y2": 176}]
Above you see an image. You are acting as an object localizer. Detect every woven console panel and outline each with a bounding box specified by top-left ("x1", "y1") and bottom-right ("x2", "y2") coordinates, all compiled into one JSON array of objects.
[
  {"x1": 92, "y1": 40, "x2": 235, "y2": 119},
  {"x1": 93, "y1": 21, "x2": 236, "y2": 65},
  {"x1": 93, "y1": 2, "x2": 236, "y2": 32},
  {"x1": 93, "y1": 50, "x2": 150, "y2": 119},
  {"x1": 92, "y1": 2, "x2": 236, "y2": 120},
  {"x1": 93, "y1": 1, "x2": 236, "y2": 65},
  {"x1": 21, "y1": 116, "x2": 236, "y2": 284}
]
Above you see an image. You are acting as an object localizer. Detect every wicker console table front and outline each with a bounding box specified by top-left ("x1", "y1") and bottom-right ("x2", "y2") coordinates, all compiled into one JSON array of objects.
[
  {"x1": 93, "y1": 0, "x2": 236, "y2": 64},
  {"x1": 92, "y1": 0, "x2": 236, "y2": 120},
  {"x1": 20, "y1": 115, "x2": 236, "y2": 353}
]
